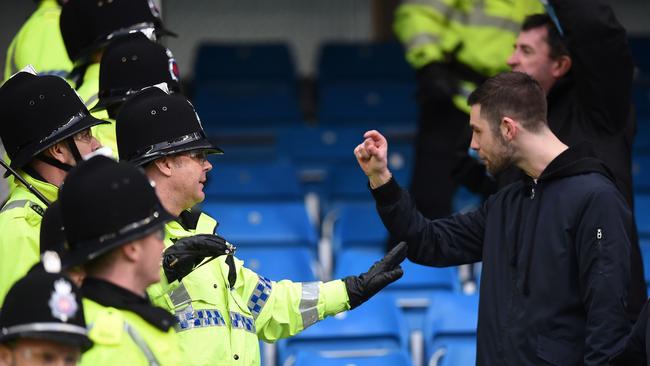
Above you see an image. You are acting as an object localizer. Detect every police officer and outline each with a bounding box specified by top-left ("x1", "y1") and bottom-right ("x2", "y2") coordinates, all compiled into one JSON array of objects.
[
  {"x1": 59, "y1": 0, "x2": 175, "y2": 107},
  {"x1": 116, "y1": 86, "x2": 408, "y2": 365},
  {"x1": 0, "y1": 67, "x2": 106, "y2": 305},
  {"x1": 89, "y1": 32, "x2": 182, "y2": 157},
  {"x1": 4, "y1": 0, "x2": 72, "y2": 80},
  {"x1": 0, "y1": 269, "x2": 92, "y2": 366},
  {"x1": 58, "y1": 155, "x2": 184, "y2": 366}
]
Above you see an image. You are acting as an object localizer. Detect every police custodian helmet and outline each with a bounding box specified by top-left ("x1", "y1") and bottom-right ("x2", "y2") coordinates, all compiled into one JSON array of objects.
[
  {"x1": 0, "y1": 270, "x2": 92, "y2": 351},
  {"x1": 59, "y1": 156, "x2": 173, "y2": 267},
  {"x1": 92, "y1": 32, "x2": 181, "y2": 115},
  {"x1": 0, "y1": 67, "x2": 108, "y2": 175},
  {"x1": 116, "y1": 86, "x2": 223, "y2": 167},
  {"x1": 60, "y1": 0, "x2": 175, "y2": 66}
]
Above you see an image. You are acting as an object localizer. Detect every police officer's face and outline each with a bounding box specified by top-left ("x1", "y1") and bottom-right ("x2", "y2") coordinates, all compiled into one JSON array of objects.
[
  {"x1": 134, "y1": 229, "x2": 166, "y2": 287},
  {"x1": 507, "y1": 27, "x2": 558, "y2": 94},
  {"x1": 71, "y1": 129, "x2": 101, "y2": 158},
  {"x1": 0, "y1": 339, "x2": 80, "y2": 366},
  {"x1": 172, "y1": 150, "x2": 212, "y2": 209},
  {"x1": 469, "y1": 105, "x2": 514, "y2": 175}
]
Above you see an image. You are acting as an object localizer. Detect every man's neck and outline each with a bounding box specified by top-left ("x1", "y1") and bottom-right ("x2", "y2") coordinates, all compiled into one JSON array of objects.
[
  {"x1": 150, "y1": 177, "x2": 184, "y2": 217},
  {"x1": 94, "y1": 266, "x2": 147, "y2": 298},
  {"x1": 516, "y1": 127, "x2": 568, "y2": 179},
  {"x1": 30, "y1": 163, "x2": 65, "y2": 187}
]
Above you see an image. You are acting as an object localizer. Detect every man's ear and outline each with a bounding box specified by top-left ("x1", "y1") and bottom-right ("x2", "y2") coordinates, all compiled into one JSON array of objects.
[
  {"x1": 44, "y1": 141, "x2": 69, "y2": 163},
  {"x1": 501, "y1": 117, "x2": 518, "y2": 142},
  {"x1": 551, "y1": 55, "x2": 572, "y2": 79},
  {"x1": 152, "y1": 157, "x2": 174, "y2": 178},
  {"x1": 120, "y1": 241, "x2": 141, "y2": 263}
]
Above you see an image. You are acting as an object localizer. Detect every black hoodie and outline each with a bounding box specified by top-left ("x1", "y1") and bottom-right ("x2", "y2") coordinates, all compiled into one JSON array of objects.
[{"x1": 372, "y1": 144, "x2": 632, "y2": 365}]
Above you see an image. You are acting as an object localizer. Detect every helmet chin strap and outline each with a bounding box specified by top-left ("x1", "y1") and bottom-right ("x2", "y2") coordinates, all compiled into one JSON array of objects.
[{"x1": 35, "y1": 137, "x2": 83, "y2": 172}]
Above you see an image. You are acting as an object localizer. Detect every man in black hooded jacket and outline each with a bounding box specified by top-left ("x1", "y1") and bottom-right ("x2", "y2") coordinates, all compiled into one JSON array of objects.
[{"x1": 355, "y1": 72, "x2": 632, "y2": 365}]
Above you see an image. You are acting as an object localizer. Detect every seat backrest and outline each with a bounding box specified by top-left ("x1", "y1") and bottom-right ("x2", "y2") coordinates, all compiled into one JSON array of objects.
[
  {"x1": 292, "y1": 349, "x2": 413, "y2": 366},
  {"x1": 201, "y1": 201, "x2": 318, "y2": 248},
  {"x1": 205, "y1": 161, "x2": 303, "y2": 200},
  {"x1": 236, "y1": 247, "x2": 319, "y2": 282}
]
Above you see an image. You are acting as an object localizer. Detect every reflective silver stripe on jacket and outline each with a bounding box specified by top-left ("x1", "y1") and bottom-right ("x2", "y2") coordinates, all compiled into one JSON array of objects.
[
  {"x1": 404, "y1": 0, "x2": 522, "y2": 32},
  {"x1": 0, "y1": 200, "x2": 30, "y2": 214},
  {"x1": 168, "y1": 282, "x2": 192, "y2": 309},
  {"x1": 299, "y1": 282, "x2": 321, "y2": 329},
  {"x1": 406, "y1": 33, "x2": 441, "y2": 52},
  {"x1": 124, "y1": 322, "x2": 160, "y2": 366},
  {"x1": 84, "y1": 93, "x2": 99, "y2": 108}
]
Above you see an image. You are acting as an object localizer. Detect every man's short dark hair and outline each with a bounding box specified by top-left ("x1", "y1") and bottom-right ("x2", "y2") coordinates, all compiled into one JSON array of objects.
[
  {"x1": 468, "y1": 72, "x2": 547, "y2": 133},
  {"x1": 522, "y1": 14, "x2": 569, "y2": 60}
]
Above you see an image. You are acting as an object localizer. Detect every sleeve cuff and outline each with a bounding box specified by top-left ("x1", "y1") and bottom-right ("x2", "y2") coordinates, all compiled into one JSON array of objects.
[
  {"x1": 370, "y1": 176, "x2": 402, "y2": 207},
  {"x1": 319, "y1": 280, "x2": 350, "y2": 318}
]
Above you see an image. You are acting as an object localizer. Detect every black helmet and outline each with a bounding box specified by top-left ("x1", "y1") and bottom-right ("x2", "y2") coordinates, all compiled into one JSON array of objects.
[
  {"x1": 60, "y1": 0, "x2": 175, "y2": 65},
  {"x1": 91, "y1": 32, "x2": 181, "y2": 114},
  {"x1": 39, "y1": 201, "x2": 70, "y2": 262},
  {"x1": 116, "y1": 86, "x2": 223, "y2": 166},
  {"x1": 0, "y1": 68, "x2": 108, "y2": 174},
  {"x1": 59, "y1": 155, "x2": 173, "y2": 267},
  {"x1": 0, "y1": 270, "x2": 92, "y2": 351}
]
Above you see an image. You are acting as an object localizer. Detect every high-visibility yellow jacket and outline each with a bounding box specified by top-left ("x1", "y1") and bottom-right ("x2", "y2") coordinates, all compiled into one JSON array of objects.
[
  {"x1": 394, "y1": 0, "x2": 543, "y2": 111},
  {"x1": 75, "y1": 63, "x2": 100, "y2": 109},
  {"x1": 81, "y1": 295, "x2": 184, "y2": 365},
  {"x1": 147, "y1": 211, "x2": 350, "y2": 366},
  {"x1": 4, "y1": 0, "x2": 72, "y2": 81},
  {"x1": 0, "y1": 172, "x2": 57, "y2": 305}
]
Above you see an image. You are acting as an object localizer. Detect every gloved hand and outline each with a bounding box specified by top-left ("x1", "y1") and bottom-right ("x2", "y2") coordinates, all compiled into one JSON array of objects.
[
  {"x1": 416, "y1": 62, "x2": 459, "y2": 105},
  {"x1": 162, "y1": 234, "x2": 235, "y2": 283},
  {"x1": 344, "y1": 242, "x2": 407, "y2": 309}
]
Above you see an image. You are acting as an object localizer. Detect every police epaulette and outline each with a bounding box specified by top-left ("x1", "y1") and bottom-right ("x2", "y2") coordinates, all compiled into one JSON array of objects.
[{"x1": 29, "y1": 203, "x2": 45, "y2": 217}]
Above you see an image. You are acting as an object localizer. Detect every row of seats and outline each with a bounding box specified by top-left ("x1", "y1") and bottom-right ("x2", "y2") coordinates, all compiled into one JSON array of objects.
[{"x1": 191, "y1": 41, "x2": 417, "y2": 129}]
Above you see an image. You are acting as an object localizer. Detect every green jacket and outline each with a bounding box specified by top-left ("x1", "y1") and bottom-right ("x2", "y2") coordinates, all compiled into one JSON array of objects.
[
  {"x1": 81, "y1": 282, "x2": 184, "y2": 366},
  {"x1": 75, "y1": 62, "x2": 100, "y2": 109},
  {"x1": 4, "y1": 0, "x2": 72, "y2": 80},
  {"x1": 0, "y1": 172, "x2": 57, "y2": 305},
  {"x1": 394, "y1": 0, "x2": 543, "y2": 111},
  {"x1": 147, "y1": 211, "x2": 350, "y2": 366}
]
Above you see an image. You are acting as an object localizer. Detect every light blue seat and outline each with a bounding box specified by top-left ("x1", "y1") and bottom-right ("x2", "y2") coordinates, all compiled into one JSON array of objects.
[
  {"x1": 201, "y1": 201, "x2": 317, "y2": 249},
  {"x1": 292, "y1": 350, "x2": 412, "y2": 366},
  {"x1": 277, "y1": 294, "x2": 409, "y2": 365},
  {"x1": 204, "y1": 161, "x2": 303, "y2": 201},
  {"x1": 237, "y1": 247, "x2": 319, "y2": 282},
  {"x1": 424, "y1": 293, "x2": 479, "y2": 366}
]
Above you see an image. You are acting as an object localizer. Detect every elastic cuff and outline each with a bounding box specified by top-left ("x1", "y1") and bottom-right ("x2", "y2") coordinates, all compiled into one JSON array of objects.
[
  {"x1": 370, "y1": 176, "x2": 402, "y2": 206},
  {"x1": 320, "y1": 280, "x2": 350, "y2": 317}
]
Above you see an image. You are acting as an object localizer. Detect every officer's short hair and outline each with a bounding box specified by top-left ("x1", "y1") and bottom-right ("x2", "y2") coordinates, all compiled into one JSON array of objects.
[
  {"x1": 522, "y1": 14, "x2": 569, "y2": 60},
  {"x1": 468, "y1": 72, "x2": 547, "y2": 133}
]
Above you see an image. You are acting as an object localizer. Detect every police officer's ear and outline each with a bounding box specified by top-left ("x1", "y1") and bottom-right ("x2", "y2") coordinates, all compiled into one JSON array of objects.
[
  {"x1": 44, "y1": 140, "x2": 73, "y2": 164},
  {"x1": 119, "y1": 240, "x2": 142, "y2": 263},
  {"x1": 149, "y1": 156, "x2": 175, "y2": 178},
  {"x1": 0, "y1": 343, "x2": 13, "y2": 366}
]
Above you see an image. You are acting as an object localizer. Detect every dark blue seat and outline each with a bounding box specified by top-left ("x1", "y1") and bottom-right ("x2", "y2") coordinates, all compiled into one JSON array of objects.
[
  {"x1": 201, "y1": 201, "x2": 317, "y2": 249},
  {"x1": 424, "y1": 293, "x2": 479, "y2": 366},
  {"x1": 633, "y1": 154, "x2": 650, "y2": 192},
  {"x1": 292, "y1": 350, "x2": 413, "y2": 366},
  {"x1": 629, "y1": 36, "x2": 650, "y2": 81},
  {"x1": 635, "y1": 194, "x2": 650, "y2": 238},
  {"x1": 277, "y1": 294, "x2": 409, "y2": 364},
  {"x1": 204, "y1": 161, "x2": 303, "y2": 201}
]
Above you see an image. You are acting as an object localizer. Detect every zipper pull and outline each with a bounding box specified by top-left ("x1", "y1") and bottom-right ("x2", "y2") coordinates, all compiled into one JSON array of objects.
[{"x1": 597, "y1": 228, "x2": 603, "y2": 240}]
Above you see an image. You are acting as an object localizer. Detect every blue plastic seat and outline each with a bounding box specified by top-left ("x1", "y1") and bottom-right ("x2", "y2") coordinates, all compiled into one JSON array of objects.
[
  {"x1": 318, "y1": 42, "x2": 414, "y2": 83},
  {"x1": 237, "y1": 247, "x2": 318, "y2": 282},
  {"x1": 424, "y1": 293, "x2": 479, "y2": 366},
  {"x1": 201, "y1": 201, "x2": 317, "y2": 249},
  {"x1": 629, "y1": 36, "x2": 650, "y2": 81},
  {"x1": 292, "y1": 350, "x2": 413, "y2": 366},
  {"x1": 204, "y1": 161, "x2": 303, "y2": 201},
  {"x1": 634, "y1": 121, "x2": 650, "y2": 153},
  {"x1": 195, "y1": 42, "x2": 296, "y2": 83},
  {"x1": 330, "y1": 202, "x2": 387, "y2": 251},
  {"x1": 633, "y1": 154, "x2": 650, "y2": 192},
  {"x1": 277, "y1": 294, "x2": 409, "y2": 364}
]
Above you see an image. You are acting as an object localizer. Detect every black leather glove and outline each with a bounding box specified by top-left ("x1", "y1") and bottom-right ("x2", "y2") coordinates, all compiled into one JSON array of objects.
[
  {"x1": 416, "y1": 62, "x2": 459, "y2": 105},
  {"x1": 162, "y1": 234, "x2": 236, "y2": 283},
  {"x1": 344, "y1": 242, "x2": 407, "y2": 309}
]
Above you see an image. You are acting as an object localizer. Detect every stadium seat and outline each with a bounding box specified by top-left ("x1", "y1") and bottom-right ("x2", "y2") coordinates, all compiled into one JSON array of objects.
[
  {"x1": 292, "y1": 350, "x2": 413, "y2": 366},
  {"x1": 277, "y1": 294, "x2": 409, "y2": 365},
  {"x1": 424, "y1": 293, "x2": 479, "y2": 366},
  {"x1": 629, "y1": 36, "x2": 650, "y2": 82},
  {"x1": 329, "y1": 202, "x2": 387, "y2": 251},
  {"x1": 236, "y1": 247, "x2": 319, "y2": 282},
  {"x1": 634, "y1": 121, "x2": 650, "y2": 153},
  {"x1": 192, "y1": 42, "x2": 302, "y2": 128},
  {"x1": 204, "y1": 161, "x2": 304, "y2": 201},
  {"x1": 201, "y1": 201, "x2": 318, "y2": 249},
  {"x1": 633, "y1": 154, "x2": 650, "y2": 192}
]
